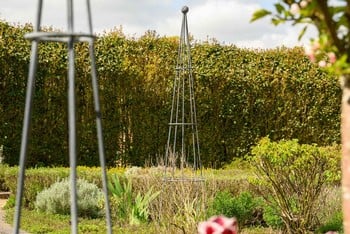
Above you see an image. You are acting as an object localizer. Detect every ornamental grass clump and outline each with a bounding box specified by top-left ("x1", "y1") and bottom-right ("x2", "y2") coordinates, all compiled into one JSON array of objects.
[
  {"x1": 35, "y1": 177, "x2": 104, "y2": 218},
  {"x1": 108, "y1": 174, "x2": 160, "y2": 225}
]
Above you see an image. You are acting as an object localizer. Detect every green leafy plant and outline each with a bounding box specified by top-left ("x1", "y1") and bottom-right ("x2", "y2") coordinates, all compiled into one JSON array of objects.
[
  {"x1": 207, "y1": 191, "x2": 234, "y2": 218},
  {"x1": 108, "y1": 174, "x2": 160, "y2": 225},
  {"x1": 3, "y1": 194, "x2": 15, "y2": 209},
  {"x1": 207, "y1": 191, "x2": 263, "y2": 227},
  {"x1": 35, "y1": 177, "x2": 104, "y2": 218},
  {"x1": 248, "y1": 137, "x2": 341, "y2": 233},
  {"x1": 262, "y1": 201, "x2": 284, "y2": 229}
]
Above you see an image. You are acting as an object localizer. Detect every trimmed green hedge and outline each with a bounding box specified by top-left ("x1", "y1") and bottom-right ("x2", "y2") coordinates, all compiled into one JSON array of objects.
[{"x1": 0, "y1": 21, "x2": 341, "y2": 167}]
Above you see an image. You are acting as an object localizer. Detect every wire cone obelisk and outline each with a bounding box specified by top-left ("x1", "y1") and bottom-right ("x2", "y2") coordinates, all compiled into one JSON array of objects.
[{"x1": 164, "y1": 6, "x2": 203, "y2": 181}]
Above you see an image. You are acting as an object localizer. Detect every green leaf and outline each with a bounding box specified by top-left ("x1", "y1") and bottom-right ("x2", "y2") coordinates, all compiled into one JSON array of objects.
[
  {"x1": 271, "y1": 18, "x2": 285, "y2": 26},
  {"x1": 250, "y1": 9, "x2": 272, "y2": 22},
  {"x1": 274, "y1": 3, "x2": 285, "y2": 14}
]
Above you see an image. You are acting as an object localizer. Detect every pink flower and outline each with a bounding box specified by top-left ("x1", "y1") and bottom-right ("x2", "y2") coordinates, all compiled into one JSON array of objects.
[
  {"x1": 328, "y1": 52, "x2": 336, "y2": 64},
  {"x1": 198, "y1": 216, "x2": 238, "y2": 234},
  {"x1": 308, "y1": 53, "x2": 316, "y2": 63}
]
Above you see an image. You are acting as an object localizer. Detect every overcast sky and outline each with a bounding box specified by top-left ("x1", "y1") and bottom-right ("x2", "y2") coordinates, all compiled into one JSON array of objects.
[{"x1": 0, "y1": 0, "x2": 317, "y2": 49}]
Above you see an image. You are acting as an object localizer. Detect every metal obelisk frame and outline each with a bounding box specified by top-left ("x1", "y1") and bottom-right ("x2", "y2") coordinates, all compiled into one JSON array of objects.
[
  {"x1": 13, "y1": 1, "x2": 112, "y2": 233},
  {"x1": 164, "y1": 6, "x2": 203, "y2": 180}
]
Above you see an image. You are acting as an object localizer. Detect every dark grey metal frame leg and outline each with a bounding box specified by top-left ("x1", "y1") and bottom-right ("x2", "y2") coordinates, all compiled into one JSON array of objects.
[
  {"x1": 13, "y1": 1, "x2": 43, "y2": 233},
  {"x1": 86, "y1": 0, "x2": 112, "y2": 232},
  {"x1": 13, "y1": 40, "x2": 40, "y2": 234},
  {"x1": 67, "y1": 1, "x2": 79, "y2": 233}
]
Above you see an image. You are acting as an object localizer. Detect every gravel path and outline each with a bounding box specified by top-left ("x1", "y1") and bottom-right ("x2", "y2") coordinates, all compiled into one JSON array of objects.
[{"x1": 0, "y1": 199, "x2": 29, "y2": 234}]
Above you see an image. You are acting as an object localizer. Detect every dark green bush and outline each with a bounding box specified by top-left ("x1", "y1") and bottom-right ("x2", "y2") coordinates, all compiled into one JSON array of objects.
[
  {"x1": 207, "y1": 190, "x2": 233, "y2": 217},
  {"x1": 207, "y1": 191, "x2": 263, "y2": 226}
]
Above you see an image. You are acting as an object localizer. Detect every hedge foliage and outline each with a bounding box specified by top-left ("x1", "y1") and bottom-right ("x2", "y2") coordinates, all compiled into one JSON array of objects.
[{"x1": 0, "y1": 21, "x2": 341, "y2": 167}]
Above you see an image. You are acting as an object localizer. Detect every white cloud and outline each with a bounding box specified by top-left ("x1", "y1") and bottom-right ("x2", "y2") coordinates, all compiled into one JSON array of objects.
[{"x1": 189, "y1": 0, "x2": 262, "y2": 42}]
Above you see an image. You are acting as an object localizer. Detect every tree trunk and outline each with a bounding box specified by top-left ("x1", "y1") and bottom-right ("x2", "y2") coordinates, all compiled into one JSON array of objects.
[{"x1": 342, "y1": 74, "x2": 350, "y2": 233}]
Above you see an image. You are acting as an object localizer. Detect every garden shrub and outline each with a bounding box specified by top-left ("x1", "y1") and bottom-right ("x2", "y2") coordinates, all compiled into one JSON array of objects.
[
  {"x1": 207, "y1": 191, "x2": 263, "y2": 227},
  {"x1": 35, "y1": 177, "x2": 104, "y2": 218},
  {"x1": 207, "y1": 191, "x2": 233, "y2": 218},
  {"x1": 248, "y1": 137, "x2": 341, "y2": 233}
]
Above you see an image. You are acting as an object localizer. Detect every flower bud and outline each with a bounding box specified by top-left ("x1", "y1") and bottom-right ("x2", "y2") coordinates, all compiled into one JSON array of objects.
[
  {"x1": 300, "y1": 0, "x2": 308, "y2": 8},
  {"x1": 290, "y1": 3, "x2": 300, "y2": 15}
]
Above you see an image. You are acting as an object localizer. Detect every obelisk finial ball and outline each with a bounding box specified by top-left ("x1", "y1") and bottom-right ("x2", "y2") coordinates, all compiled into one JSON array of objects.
[{"x1": 182, "y1": 6, "x2": 189, "y2": 14}]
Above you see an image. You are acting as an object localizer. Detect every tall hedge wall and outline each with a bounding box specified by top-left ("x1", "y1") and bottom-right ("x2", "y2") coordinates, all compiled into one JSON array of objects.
[{"x1": 0, "y1": 21, "x2": 341, "y2": 167}]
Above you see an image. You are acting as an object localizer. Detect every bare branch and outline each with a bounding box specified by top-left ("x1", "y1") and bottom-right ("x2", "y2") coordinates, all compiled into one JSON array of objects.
[{"x1": 316, "y1": 0, "x2": 346, "y2": 54}]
